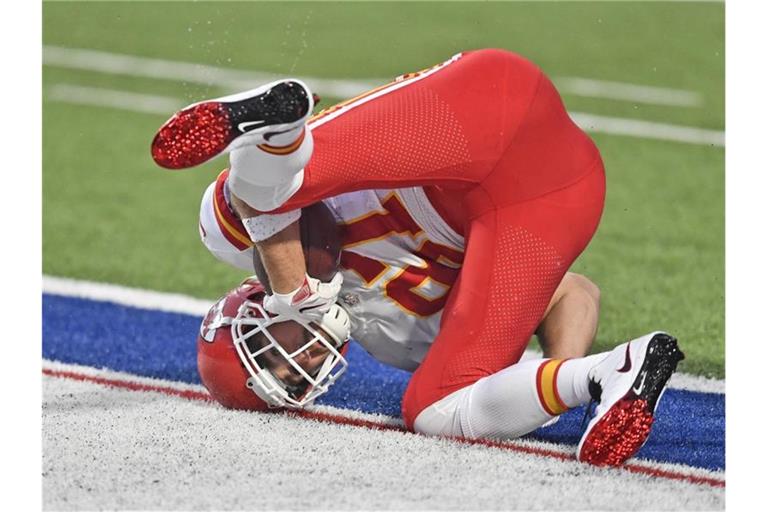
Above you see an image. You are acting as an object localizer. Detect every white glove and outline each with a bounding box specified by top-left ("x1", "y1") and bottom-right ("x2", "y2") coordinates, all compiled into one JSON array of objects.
[{"x1": 263, "y1": 272, "x2": 344, "y2": 322}]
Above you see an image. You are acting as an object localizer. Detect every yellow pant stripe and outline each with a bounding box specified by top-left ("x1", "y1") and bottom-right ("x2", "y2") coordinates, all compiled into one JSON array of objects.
[{"x1": 536, "y1": 359, "x2": 569, "y2": 416}]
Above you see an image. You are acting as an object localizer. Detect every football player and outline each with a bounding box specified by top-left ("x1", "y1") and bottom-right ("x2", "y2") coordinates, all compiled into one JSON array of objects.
[{"x1": 152, "y1": 49, "x2": 684, "y2": 466}]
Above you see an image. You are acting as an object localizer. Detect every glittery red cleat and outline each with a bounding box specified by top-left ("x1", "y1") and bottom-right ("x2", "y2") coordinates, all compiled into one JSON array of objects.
[
  {"x1": 151, "y1": 79, "x2": 313, "y2": 169},
  {"x1": 577, "y1": 332, "x2": 684, "y2": 466}
]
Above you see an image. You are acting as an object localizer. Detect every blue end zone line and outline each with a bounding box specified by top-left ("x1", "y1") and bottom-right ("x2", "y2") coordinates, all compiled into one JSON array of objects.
[{"x1": 42, "y1": 292, "x2": 725, "y2": 472}]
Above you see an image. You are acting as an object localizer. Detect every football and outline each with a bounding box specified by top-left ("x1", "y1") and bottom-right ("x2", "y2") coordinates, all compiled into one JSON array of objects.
[{"x1": 252, "y1": 202, "x2": 341, "y2": 293}]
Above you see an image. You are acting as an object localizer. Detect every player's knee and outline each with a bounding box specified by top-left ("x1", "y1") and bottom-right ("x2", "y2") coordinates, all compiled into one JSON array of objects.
[
  {"x1": 401, "y1": 379, "x2": 442, "y2": 432},
  {"x1": 411, "y1": 410, "x2": 441, "y2": 437},
  {"x1": 406, "y1": 391, "x2": 462, "y2": 437},
  {"x1": 568, "y1": 273, "x2": 601, "y2": 311}
]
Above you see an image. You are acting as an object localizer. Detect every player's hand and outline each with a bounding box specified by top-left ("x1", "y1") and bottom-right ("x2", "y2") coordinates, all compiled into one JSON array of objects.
[{"x1": 263, "y1": 272, "x2": 344, "y2": 322}]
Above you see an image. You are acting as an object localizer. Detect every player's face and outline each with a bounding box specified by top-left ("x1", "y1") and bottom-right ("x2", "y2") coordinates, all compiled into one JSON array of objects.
[{"x1": 258, "y1": 321, "x2": 333, "y2": 389}]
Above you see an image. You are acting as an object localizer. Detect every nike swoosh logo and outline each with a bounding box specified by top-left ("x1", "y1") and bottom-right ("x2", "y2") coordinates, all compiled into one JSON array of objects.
[
  {"x1": 237, "y1": 120, "x2": 268, "y2": 133},
  {"x1": 632, "y1": 371, "x2": 648, "y2": 395},
  {"x1": 263, "y1": 128, "x2": 292, "y2": 142},
  {"x1": 617, "y1": 342, "x2": 632, "y2": 373}
]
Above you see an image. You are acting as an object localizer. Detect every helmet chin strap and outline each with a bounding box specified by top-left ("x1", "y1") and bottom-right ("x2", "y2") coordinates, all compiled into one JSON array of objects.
[
  {"x1": 245, "y1": 373, "x2": 289, "y2": 408},
  {"x1": 312, "y1": 351, "x2": 342, "y2": 392}
]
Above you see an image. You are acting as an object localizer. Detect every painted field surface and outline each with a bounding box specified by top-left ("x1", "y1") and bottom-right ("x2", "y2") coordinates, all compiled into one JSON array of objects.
[
  {"x1": 42, "y1": 280, "x2": 724, "y2": 510},
  {"x1": 42, "y1": 370, "x2": 724, "y2": 511}
]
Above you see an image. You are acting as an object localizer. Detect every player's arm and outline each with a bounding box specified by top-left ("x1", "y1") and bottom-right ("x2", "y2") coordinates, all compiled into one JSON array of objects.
[
  {"x1": 253, "y1": 221, "x2": 307, "y2": 294},
  {"x1": 535, "y1": 272, "x2": 601, "y2": 359},
  {"x1": 230, "y1": 192, "x2": 306, "y2": 293},
  {"x1": 230, "y1": 191, "x2": 342, "y2": 320}
]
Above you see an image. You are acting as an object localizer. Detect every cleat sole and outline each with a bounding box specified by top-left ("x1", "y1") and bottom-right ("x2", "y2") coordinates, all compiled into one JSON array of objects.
[{"x1": 151, "y1": 81, "x2": 311, "y2": 170}]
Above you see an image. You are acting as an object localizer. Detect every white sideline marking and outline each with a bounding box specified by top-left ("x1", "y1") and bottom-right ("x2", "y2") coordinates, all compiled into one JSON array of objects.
[
  {"x1": 47, "y1": 84, "x2": 183, "y2": 115},
  {"x1": 42, "y1": 275, "x2": 725, "y2": 394},
  {"x1": 43, "y1": 45, "x2": 380, "y2": 101},
  {"x1": 43, "y1": 274, "x2": 212, "y2": 316},
  {"x1": 570, "y1": 112, "x2": 724, "y2": 147},
  {"x1": 45, "y1": 83, "x2": 725, "y2": 147},
  {"x1": 556, "y1": 77, "x2": 702, "y2": 107},
  {"x1": 42, "y1": 359, "x2": 725, "y2": 486},
  {"x1": 43, "y1": 45, "x2": 704, "y2": 107}
]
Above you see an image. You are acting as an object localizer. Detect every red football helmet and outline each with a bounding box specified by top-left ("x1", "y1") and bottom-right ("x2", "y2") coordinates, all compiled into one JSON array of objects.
[{"x1": 197, "y1": 277, "x2": 351, "y2": 411}]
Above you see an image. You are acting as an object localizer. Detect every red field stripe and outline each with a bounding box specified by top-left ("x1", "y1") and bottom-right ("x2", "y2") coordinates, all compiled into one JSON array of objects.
[
  {"x1": 42, "y1": 368, "x2": 214, "y2": 403},
  {"x1": 622, "y1": 462, "x2": 725, "y2": 488},
  {"x1": 43, "y1": 367, "x2": 724, "y2": 489}
]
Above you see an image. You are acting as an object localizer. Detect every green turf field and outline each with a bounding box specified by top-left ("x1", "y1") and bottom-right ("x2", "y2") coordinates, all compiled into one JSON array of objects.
[{"x1": 42, "y1": 1, "x2": 724, "y2": 378}]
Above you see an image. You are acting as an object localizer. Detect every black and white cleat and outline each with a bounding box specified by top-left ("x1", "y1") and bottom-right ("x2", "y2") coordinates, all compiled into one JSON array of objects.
[
  {"x1": 151, "y1": 79, "x2": 313, "y2": 169},
  {"x1": 577, "y1": 332, "x2": 685, "y2": 466}
]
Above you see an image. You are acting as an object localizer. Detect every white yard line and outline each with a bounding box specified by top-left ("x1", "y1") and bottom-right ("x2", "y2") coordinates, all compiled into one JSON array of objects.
[
  {"x1": 570, "y1": 112, "x2": 724, "y2": 147},
  {"x1": 47, "y1": 84, "x2": 183, "y2": 115},
  {"x1": 556, "y1": 77, "x2": 702, "y2": 107},
  {"x1": 45, "y1": 83, "x2": 725, "y2": 147},
  {"x1": 43, "y1": 45, "x2": 704, "y2": 107},
  {"x1": 43, "y1": 45, "x2": 380, "y2": 100},
  {"x1": 43, "y1": 274, "x2": 212, "y2": 316},
  {"x1": 42, "y1": 274, "x2": 725, "y2": 394}
]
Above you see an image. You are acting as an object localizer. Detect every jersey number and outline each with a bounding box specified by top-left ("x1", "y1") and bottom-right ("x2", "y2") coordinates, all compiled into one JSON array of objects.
[{"x1": 340, "y1": 193, "x2": 463, "y2": 317}]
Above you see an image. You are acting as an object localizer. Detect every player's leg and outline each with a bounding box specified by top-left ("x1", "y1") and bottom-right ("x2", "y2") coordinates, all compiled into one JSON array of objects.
[
  {"x1": 402, "y1": 162, "x2": 607, "y2": 432},
  {"x1": 403, "y1": 55, "x2": 614, "y2": 436},
  {"x1": 411, "y1": 330, "x2": 683, "y2": 458},
  {"x1": 228, "y1": 49, "x2": 543, "y2": 213},
  {"x1": 178, "y1": 49, "x2": 547, "y2": 296},
  {"x1": 152, "y1": 50, "x2": 532, "y2": 212},
  {"x1": 404, "y1": 164, "x2": 684, "y2": 465},
  {"x1": 153, "y1": 49, "x2": 536, "y2": 296},
  {"x1": 536, "y1": 272, "x2": 601, "y2": 359},
  {"x1": 153, "y1": 49, "x2": 595, "y2": 216},
  {"x1": 411, "y1": 353, "x2": 606, "y2": 439},
  {"x1": 226, "y1": 130, "x2": 314, "y2": 213}
]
